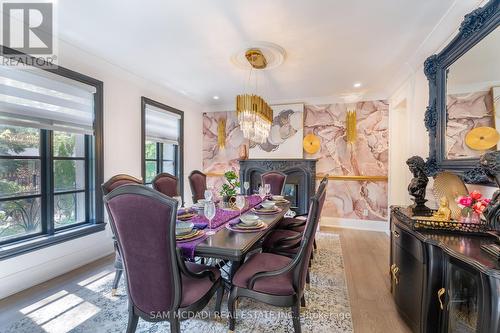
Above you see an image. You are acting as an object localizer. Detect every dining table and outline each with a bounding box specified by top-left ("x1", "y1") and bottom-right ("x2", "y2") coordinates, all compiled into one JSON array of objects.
[{"x1": 177, "y1": 196, "x2": 291, "y2": 283}]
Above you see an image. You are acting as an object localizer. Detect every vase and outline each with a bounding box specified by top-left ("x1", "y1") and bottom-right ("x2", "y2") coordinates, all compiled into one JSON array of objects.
[{"x1": 461, "y1": 211, "x2": 480, "y2": 224}]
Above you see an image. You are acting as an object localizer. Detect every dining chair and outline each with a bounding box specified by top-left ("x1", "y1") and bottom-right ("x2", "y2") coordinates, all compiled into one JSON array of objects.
[
  {"x1": 152, "y1": 172, "x2": 179, "y2": 197},
  {"x1": 227, "y1": 178, "x2": 327, "y2": 333},
  {"x1": 261, "y1": 171, "x2": 287, "y2": 195},
  {"x1": 188, "y1": 170, "x2": 207, "y2": 203},
  {"x1": 104, "y1": 184, "x2": 224, "y2": 333},
  {"x1": 101, "y1": 174, "x2": 143, "y2": 296}
]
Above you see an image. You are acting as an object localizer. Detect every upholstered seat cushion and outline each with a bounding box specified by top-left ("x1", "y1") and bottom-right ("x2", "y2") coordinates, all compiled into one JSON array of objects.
[
  {"x1": 262, "y1": 229, "x2": 301, "y2": 250},
  {"x1": 233, "y1": 253, "x2": 295, "y2": 296},
  {"x1": 277, "y1": 217, "x2": 307, "y2": 232},
  {"x1": 180, "y1": 262, "x2": 221, "y2": 307}
]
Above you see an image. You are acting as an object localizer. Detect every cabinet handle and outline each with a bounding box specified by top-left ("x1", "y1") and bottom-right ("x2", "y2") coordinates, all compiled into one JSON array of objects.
[
  {"x1": 391, "y1": 264, "x2": 399, "y2": 285},
  {"x1": 392, "y1": 230, "x2": 400, "y2": 238},
  {"x1": 437, "y1": 288, "x2": 446, "y2": 310}
]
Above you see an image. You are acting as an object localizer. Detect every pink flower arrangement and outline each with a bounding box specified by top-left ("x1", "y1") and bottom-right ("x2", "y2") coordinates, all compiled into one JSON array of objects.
[{"x1": 456, "y1": 190, "x2": 491, "y2": 217}]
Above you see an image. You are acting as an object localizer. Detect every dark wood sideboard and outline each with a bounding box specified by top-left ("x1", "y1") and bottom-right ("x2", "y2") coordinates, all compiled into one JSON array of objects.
[{"x1": 390, "y1": 207, "x2": 500, "y2": 333}]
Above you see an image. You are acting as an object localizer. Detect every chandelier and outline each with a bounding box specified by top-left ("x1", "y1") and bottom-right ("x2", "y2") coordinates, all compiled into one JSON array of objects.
[{"x1": 236, "y1": 49, "x2": 273, "y2": 144}]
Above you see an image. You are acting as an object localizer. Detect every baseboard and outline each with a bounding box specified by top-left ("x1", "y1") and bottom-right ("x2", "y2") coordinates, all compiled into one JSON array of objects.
[{"x1": 320, "y1": 217, "x2": 389, "y2": 233}]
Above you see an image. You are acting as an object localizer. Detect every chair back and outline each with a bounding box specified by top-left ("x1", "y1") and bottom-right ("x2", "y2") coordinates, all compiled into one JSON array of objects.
[
  {"x1": 189, "y1": 170, "x2": 207, "y2": 203},
  {"x1": 104, "y1": 184, "x2": 181, "y2": 315},
  {"x1": 261, "y1": 171, "x2": 287, "y2": 195},
  {"x1": 152, "y1": 173, "x2": 179, "y2": 197},
  {"x1": 292, "y1": 176, "x2": 328, "y2": 292},
  {"x1": 101, "y1": 174, "x2": 142, "y2": 195}
]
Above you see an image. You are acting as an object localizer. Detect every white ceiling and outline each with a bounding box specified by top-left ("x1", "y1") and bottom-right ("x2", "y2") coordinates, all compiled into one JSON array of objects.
[{"x1": 58, "y1": 0, "x2": 470, "y2": 110}]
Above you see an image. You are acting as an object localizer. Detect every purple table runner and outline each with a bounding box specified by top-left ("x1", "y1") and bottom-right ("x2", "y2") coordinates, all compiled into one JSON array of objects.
[{"x1": 177, "y1": 195, "x2": 263, "y2": 258}]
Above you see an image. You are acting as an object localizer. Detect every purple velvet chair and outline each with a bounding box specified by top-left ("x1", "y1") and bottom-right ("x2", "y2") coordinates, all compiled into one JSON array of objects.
[
  {"x1": 152, "y1": 173, "x2": 179, "y2": 197},
  {"x1": 261, "y1": 171, "x2": 287, "y2": 195},
  {"x1": 227, "y1": 178, "x2": 328, "y2": 333},
  {"x1": 188, "y1": 170, "x2": 207, "y2": 203},
  {"x1": 104, "y1": 185, "x2": 223, "y2": 333},
  {"x1": 101, "y1": 174, "x2": 143, "y2": 296}
]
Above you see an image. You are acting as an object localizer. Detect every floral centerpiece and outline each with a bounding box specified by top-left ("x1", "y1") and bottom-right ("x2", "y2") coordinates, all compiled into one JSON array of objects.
[
  {"x1": 220, "y1": 171, "x2": 240, "y2": 203},
  {"x1": 456, "y1": 190, "x2": 491, "y2": 223}
]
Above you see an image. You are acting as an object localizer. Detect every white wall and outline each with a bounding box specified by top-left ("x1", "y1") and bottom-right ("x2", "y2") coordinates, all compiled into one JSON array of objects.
[{"x1": 0, "y1": 39, "x2": 204, "y2": 299}]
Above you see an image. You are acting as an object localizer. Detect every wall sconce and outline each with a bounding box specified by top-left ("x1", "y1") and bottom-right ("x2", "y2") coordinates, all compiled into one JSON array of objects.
[
  {"x1": 346, "y1": 108, "x2": 357, "y2": 143},
  {"x1": 217, "y1": 118, "x2": 226, "y2": 149}
]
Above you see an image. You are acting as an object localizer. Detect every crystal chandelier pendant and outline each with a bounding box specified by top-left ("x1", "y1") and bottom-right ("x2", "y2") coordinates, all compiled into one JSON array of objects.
[{"x1": 236, "y1": 49, "x2": 273, "y2": 143}]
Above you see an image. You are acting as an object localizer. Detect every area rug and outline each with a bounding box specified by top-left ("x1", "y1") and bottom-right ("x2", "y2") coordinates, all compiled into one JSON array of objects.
[{"x1": 4, "y1": 232, "x2": 353, "y2": 333}]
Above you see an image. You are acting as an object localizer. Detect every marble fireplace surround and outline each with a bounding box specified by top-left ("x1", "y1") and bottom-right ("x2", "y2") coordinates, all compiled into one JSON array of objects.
[{"x1": 239, "y1": 159, "x2": 317, "y2": 215}]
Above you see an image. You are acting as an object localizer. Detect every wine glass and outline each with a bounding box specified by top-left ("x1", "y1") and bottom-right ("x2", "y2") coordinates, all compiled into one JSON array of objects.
[
  {"x1": 235, "y1": 195, "x2": 246, "y2": 218},
  {"x1": 258, "y1": 186, "x2": 266, "y2": 201},
  {"x1": 264, "y1": 183, "x2": 271, "y2": 198},
  {"x1": 243, "y1": 181, "x2": 250, "y2": 195},
  {"x1": 204, "y1": 189, "x2": 213, "y2": 202},
  {"x1": 204, "y1": 201, "x2": 216, "y2": 235}
]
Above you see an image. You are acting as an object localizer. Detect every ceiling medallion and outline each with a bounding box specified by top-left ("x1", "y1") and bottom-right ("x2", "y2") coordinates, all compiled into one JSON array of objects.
[{"x1": 236, "y1": 48, "x2": 274, "y2": 144}]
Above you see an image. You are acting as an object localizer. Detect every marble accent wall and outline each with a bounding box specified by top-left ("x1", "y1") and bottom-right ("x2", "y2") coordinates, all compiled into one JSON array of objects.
[
  {"x1": 202, "y1": 100, "x2": 389, "y2": 221},
  {"x1": 304, "y1": 101, "x2": 389, "y2": 221},
  {"x1": 446, "y1": 90, "x2": 495, "y2": 159}
]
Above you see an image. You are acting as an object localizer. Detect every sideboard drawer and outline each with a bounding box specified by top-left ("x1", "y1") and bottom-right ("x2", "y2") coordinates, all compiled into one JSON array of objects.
[{"x1": 392, "y1": 223, "x2": 424, "y2": 263}]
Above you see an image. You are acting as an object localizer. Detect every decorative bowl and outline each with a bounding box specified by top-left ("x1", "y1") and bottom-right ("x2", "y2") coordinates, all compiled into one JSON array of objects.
[
  {"x1": 239, "y1": 214, "x2": 259, "y2": 226},
  {"x1": 176, "y1": 221, "x2": 194, "y2": 236},
  {"x1": 197, "y1": 199, "x2": 209, "y2": 205},
  {"x1": 261, "y1": 201, "x2": 276, "y2": 209},
  {"x1": 272, "y1": 195, "x2": 285, "y2": 201}
]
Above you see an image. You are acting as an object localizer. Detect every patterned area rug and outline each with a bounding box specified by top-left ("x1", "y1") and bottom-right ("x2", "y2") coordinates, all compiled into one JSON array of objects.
[{"x1": 4, "y1": 232, "x2": 353, "y2": 333}]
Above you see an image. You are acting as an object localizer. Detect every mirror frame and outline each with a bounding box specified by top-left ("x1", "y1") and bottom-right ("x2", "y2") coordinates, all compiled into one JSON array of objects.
[{"x1": 424, "y1": 0, "x2": 499, "y2": 185}]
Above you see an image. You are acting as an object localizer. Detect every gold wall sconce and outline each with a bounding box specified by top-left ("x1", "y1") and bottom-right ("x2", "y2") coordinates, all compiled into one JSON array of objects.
[
  {"x1": 346, "y1": 108, "x2": 357, "y2": 143},
  {"x1": 217, "y1": 118, "x2": 226, "y2": 149}
]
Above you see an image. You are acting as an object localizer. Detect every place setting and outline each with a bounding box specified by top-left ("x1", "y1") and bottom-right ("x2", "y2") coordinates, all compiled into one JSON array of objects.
[
  {"x1": 175, "y1": 221, "x2": 206, "y2": 242},
  {"x1": 252, "y1": 199, "x2": 283, "y2": 215},
  {"x1": 226, "y1": 213, "x2": 268, "y2": 233}
]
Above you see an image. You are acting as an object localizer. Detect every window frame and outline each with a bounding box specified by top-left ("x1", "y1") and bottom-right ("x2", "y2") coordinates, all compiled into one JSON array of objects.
[
  {"x1": 0, "y1": 46, "x2": 104, "y2": 259},
  {"x1": 141, "y1": 97, "x2": 183, "y2": 198}
]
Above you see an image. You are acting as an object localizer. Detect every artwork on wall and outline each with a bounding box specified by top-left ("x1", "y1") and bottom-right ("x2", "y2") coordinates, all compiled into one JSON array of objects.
[
  {"x1": 446, "y1": 90, "x2": 495, "y2": 159},
  {"x1": 249, "y1": 103, "x2": 304, "y2": 159}
]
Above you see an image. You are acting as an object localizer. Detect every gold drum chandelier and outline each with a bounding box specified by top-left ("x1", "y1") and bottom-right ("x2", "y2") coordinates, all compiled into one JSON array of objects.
[{"x1": 236, "y1": 49, "x2": 273, "y2": 144}]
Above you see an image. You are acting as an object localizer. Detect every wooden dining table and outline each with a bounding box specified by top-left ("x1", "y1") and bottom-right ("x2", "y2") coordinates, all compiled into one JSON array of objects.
[{"x1": 193, "y1": 202, "x2": 291, "y2": 281}]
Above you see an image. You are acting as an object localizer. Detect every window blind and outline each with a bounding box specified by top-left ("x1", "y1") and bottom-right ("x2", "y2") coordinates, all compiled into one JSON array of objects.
[
  {"x1": 0, "y1": 64, "x2": 96, "y2": 134},
  {"x1": 145, "y1": 104, "x2": 180, "y2": 145}
]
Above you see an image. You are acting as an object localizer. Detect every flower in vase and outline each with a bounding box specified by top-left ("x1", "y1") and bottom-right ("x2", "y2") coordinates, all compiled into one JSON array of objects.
[
  {"x1": 458, "y1": 196, "x2": 473, "y2": 207},
  {"x1": 470, "y1": 190, "x2": 482, "y2": 200}
]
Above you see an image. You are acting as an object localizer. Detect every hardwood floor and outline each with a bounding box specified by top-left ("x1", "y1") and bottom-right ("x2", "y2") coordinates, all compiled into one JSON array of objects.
[
  {"x1": 324, "y1": 227, "x2": 412, "y2": 333},
  {"x1": 0, "y1": 229, "x2": 411, "y2": 333}
]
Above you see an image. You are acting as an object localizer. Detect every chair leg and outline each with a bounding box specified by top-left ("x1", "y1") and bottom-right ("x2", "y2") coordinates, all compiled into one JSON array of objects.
[
  {"x1": 215, "y1": 284, "x2": 224, "y2": 315},
  {"x1": 169, "y1": 315, "x2": 180, "y2": 333},
  {"x1": 228, "y1": 290, "x2": 238, "y2": 332},
  {"x1": 112, "y1": 269, "x2": 123, "y2": 296},
  {"x1": 300, "y1": 295, "x2": 306, "y2": 307},
  {"x1": 306, "y1": 269, "x2": 310, "y2": 284},
  {"x1": 126, "y1": 311, "x2": 139, "y2": 333},
  {"x1": 291, "y1": 301, "x2": 302, "y2": 333},
  {"x1": 313, "y1": 239, "x2": 317, "y2": 251}
]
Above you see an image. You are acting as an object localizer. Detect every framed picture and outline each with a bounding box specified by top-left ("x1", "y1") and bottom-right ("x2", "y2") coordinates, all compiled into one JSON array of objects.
[{"x1": 249, "y1": 103, "x2": 304, "y2": 159}]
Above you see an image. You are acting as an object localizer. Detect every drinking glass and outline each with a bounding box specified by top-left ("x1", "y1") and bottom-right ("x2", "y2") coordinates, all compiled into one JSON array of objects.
[
  {"x1": 235, "y1": 195, "x2": 246, "y2": 218},
  {"x1": 243, "y1": 181, "x2": 250, "y2": 195},
  {"x1": 204, "y1": 201, "x2": 216, "y2": 235},
  {"x1": 264, "y1": 183, "x2": 271, "y2": 197},
  {"x1": 204, "y1": 189, "x2": 213, "y2": 201},
  {"x1": 258, "y1": 186, "x2": 266, "y2": 200}
]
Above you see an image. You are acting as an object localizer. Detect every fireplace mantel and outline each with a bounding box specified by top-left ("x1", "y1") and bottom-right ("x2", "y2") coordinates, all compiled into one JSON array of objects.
[{"x1": 239, "y1": 159, "x2": 317, "y2": 215}]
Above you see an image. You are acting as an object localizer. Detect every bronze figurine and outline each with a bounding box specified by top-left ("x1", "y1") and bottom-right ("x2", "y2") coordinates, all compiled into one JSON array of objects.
[
  {"x1": 480, "y1": 151, "x2": 500, "y2": 232},
  {"x1": 407, "y1": 156, "x2": 431, "y2": 216}
]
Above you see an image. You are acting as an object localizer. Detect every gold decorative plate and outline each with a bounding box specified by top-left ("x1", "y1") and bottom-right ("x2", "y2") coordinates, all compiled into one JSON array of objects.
[
  {"x1": 465, "y1": 126, "x2": 499, "y2": 151},
  {"x1": 303, "y1": 133, "x2": 321, "y2": 154},
  {"x1": 432, "y1": 172, "x2": 468, "y2": 221}
]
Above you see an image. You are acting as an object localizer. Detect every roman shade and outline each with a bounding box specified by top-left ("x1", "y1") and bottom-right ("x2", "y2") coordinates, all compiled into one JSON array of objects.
[
  {"x1": 144, "y1": 104, "x2": 180, "y2": 145},
  {"x1": 0, "y1": 64, "x2": 96, "y2": 134}
]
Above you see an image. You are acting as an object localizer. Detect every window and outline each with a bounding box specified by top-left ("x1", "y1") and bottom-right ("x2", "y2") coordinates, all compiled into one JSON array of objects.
[
  {"x1": 141, "y1": 97, "x2": 183, "y2": 194},
  {"x1": 0, "y1": 50, "x2": 103, "y2": 257}
]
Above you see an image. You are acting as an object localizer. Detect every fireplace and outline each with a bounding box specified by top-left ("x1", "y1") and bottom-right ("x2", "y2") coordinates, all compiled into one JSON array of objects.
[{"x1": 239, "y1": 159, "x2": 317, "y2": 215}]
